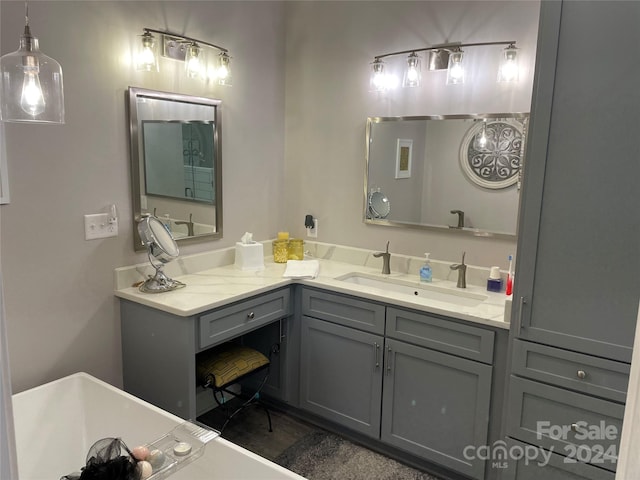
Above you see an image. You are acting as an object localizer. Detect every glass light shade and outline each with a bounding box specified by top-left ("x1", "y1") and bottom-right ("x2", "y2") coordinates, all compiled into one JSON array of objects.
[
  {"x1": 473, "y1": 120, "x2": 489, "y2": 151},
  {"x1": 185, "y1": 43, "x2": 202, "y2": 79},
  {"x1": 369, "y1": 59, "x2": 388, "y2": 92},
  {"x1": 497, "y1": 45, "x2": 519, "y2": 83},
  {"x1": 0, "y1": 26, "x2": 64, "y2": 124},
  {"x1": 136, "y1": 31, "x2": 158, "y2": 72},
  {"x1": 402, "y1": 53, "x2": 421, "y2": 88},
  {"x1": 446, "y1": 50, "x2": 465, "y2": 85},
  {"x1": 216, "y1": 52, "x2": 232, "y2": 86}
]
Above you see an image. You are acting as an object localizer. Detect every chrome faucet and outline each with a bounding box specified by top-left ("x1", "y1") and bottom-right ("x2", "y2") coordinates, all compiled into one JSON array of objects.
[
  {"x1": 450, "y1": 210, "x2": 465, "y2": 229},
  {"x1": 175, "y1": 213, "x2": 194, "y2": 236},
  {"x1": 450, "y1": 251, "x2": 467, "y2": 288},
  {"x1": 373, "y1": 241, "x2": 391, "y2": 275}
]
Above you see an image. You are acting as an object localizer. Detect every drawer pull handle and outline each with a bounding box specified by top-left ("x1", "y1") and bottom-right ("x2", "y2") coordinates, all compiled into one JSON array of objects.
[
  {"x1": 374, "y1": 342, "x2": 380, "y2": 368},
  {"x1": 577, "y1": 370, "x2": 586, "y2": 379},
  {"x1": 247, "y1": 311, "x2": 255, "y2": 319}
]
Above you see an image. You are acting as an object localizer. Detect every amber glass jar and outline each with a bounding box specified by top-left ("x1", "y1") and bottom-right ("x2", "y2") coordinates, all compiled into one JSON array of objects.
[
  {"x1": 288, "y1": 238, "x2": 304, "y2": 261},
  {"x1": 272, "y1": 239, "x2": 289, "y2": 263}
]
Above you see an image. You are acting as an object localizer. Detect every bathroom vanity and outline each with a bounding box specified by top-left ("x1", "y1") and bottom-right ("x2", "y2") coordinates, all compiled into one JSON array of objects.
[{"x1": 116, "y1": 244, "x2": 510, "y2": 480}]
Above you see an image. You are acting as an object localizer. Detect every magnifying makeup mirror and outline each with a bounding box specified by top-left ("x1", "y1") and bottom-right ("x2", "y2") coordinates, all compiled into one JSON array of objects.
[
  {"x1": 368, "y1": 190, "x2": 391, "y2": 219},
  {"x1": 137, "y1": 215, "x2": 186, "y2": 293}
]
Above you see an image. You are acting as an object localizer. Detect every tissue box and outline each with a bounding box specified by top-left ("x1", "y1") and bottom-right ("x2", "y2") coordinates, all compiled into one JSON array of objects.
[{"x1": 234, "y1": 242, "x2": 265, "y2": 271}]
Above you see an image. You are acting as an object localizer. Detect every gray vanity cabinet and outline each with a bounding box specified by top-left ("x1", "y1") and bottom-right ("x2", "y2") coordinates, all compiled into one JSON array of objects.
[
  {"x1": 121, "y1": 287, "x2": 293, "y2": 420},
  {"x1": 300, "y1": 316, "x2": 384, "y2": 438},
  {"x1": 504, "y1": 1, "x2": 640, "y2": 478},
  {"x1": 299, "y1": 288, "x2": 497, "y2": 479},
  {"x1": 381, "y1": 338, "x2": 492, "y2": 480},
  {"x1": 299, "y1": 288, "x2": 386, "y2": 438},
  {"x1": 512, "y1": 1, "x2": 639, "y2": 363}
]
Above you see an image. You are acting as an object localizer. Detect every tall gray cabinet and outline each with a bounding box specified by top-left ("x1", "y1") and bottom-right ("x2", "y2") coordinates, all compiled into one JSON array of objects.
[{"x1": 504, "y1": 1, "x2": 640, "y2": 479}]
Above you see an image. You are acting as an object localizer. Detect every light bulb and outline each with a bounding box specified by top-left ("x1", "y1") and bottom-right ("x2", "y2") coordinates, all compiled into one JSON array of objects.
[
  {"x1": 185, "y1": 43, "x2": 201, "y2": 79},
  {"x1": 216, "y1": 52, "x2": 232, "y2": 86},
  {"x1": 370, "y1": 59, "x2": 386, "y2": 92},
  {"x1": 498, "y1": 45, "x2": 519, "y2": 83},
  {"x1": 402, "y1": 52, "x2": 421, "y2": 88},
  {"x1": 140, "y1": 47, "x2": 155, "y2": 67},
  {"x1": 474, "y1": 120, "x2": 489, "y2": 151},
  {"x1": 20, "y1": 66, "x2": 45, "y2": 116},
  {"x1": 136, "y1": 32, "x2": 158, "y2": 72},
  {"x1": 446, "y1": 50, "x2": 465, "y2": 85}
]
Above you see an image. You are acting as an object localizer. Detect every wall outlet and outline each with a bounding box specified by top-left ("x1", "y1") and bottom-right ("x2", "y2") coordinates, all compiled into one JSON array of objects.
[
  {"x1": 84, "y1": 213, "x2": 118, "y2": 240},
  {"x1": 306, "y1": 219, "x2": 318, "y2": 238}
]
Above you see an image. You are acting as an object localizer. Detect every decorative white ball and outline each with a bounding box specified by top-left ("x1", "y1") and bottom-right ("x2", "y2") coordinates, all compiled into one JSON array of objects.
[
  {"x1": 137, "y1": 460, "x2": 153, "y2": 479},
  {"x1": 147, "y1": 448, "x2": 166, "y2": 469}
]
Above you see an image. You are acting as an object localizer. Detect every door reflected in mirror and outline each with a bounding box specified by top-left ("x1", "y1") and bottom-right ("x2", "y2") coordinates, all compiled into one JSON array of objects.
[
  {"x1": 127, "y1": 87, "x2": 223, "y2": 251},
  {"x1": 365, "y1": 113, "x2": 528, "y2": 238}
]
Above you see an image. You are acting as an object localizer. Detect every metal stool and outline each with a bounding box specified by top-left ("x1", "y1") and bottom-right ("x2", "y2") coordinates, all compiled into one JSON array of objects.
[{"x1": 197, "y1": 343, "x2": 273, "y2": 433}]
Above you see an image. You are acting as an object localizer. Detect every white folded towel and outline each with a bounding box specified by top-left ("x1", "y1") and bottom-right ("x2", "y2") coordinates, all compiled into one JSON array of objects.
[{"x1": 282, "y1": 260, "x2": 320, "y2": 279}]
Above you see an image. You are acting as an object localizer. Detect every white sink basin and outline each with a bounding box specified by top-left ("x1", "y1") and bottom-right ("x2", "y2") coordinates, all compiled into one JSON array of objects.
[{"x1": 337, "y1": 273, "x2": 487, "y2": 307}]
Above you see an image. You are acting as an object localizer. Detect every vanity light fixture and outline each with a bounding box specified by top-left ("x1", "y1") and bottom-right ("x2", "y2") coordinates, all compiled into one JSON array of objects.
[
  {"x1": 497, "y1": 44, "x2": 519, "y2": 83},
  {"x1": 136, "y1": 31, "x2": 159, "y2": 72},
  {"x1": 369, "y1": 40, "x2": 518, "y2": 92},
  {"x1": 445, "y1": 47, "x2": 465, "y2": 85},
  {"x1": 136, "y1": 28, "x2": 231, "y2": 85},
  {"x1": 0, "y1": 2, "x2": 65, "y2": 123},
  {"x1": 402, "y1": 52, "x2": 421, "y2": 88},
  {"x1": 185, "y1": 43, "x2": 202, "y2": 79}
]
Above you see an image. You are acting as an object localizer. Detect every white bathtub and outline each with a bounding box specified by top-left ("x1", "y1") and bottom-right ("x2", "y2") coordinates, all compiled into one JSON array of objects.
[{"x1": 12, "y1": 372, "x2": 304, "y2": 480}]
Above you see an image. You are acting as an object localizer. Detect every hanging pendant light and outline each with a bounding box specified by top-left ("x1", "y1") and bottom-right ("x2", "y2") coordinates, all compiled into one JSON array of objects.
[
  {"x1": 0, "y1": 2, "x2": 64, "y2": 124},
  {"x1": 473, "y1": 119, "x2": 489, "y2": 151}
]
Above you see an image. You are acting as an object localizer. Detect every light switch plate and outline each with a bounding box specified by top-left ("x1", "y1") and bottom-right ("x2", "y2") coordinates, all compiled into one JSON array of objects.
[{"x1": 84, "y1": 213, "x2": 118, "y2": 240}]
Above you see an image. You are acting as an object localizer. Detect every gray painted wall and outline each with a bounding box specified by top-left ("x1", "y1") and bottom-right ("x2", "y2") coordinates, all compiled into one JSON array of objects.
[
  {"x1": 0, "y1": 0, "x2": 539, "y2": 393},
  {"x1": 0, "y1": 0, "x2": 286, "y2": 392}
]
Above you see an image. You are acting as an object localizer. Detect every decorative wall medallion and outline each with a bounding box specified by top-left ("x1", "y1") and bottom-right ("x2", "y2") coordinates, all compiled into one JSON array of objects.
[{"x1": 459, "y1": 119, "x2": 525, "y2": 189}]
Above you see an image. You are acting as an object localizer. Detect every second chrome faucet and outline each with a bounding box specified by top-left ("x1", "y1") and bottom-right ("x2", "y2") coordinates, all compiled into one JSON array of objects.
[
  {"x1": 450, "y1": 251, "x2": 467, "y2": 288},
  {"x1": 373, "y1": 241, "x2": 391, "y2": 274}
]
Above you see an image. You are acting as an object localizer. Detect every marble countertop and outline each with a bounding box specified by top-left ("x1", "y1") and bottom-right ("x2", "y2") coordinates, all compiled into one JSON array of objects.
[{"x1": 115, "y1": 242, "x2": 511, "y2": 330}]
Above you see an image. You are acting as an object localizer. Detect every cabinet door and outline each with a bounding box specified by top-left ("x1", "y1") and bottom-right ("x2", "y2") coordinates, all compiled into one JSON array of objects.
[
  {"x1": 299, "y1": 316, "x2": 383, "y2": 438},
  {"x1": 513, "y1": 0, "x2": 640, "y2": 362},
  {"x1": 381, "y1": 338, "x2": 492, "y2": 480}
]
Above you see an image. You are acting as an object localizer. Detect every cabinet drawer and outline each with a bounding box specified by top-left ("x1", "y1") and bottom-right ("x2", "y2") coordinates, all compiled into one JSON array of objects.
[
  {"x1": 501, "y1": 438, "x2": 615, "y2": 480},
  {"x1": 199, "y1": 288, "x2": 291, "y2": 349},
  {"x1": 507, "y1": 376, "x2": 623, "y2": 472},
  {"x1": 512, "y1": 340, "x2": 630, "y2": 403},
  {"x1": 301, "y1": 288, "x2": 385, "y2": 335},
  {"x1": 386, "y1": 307, "x2": 494, "y2": 363}
]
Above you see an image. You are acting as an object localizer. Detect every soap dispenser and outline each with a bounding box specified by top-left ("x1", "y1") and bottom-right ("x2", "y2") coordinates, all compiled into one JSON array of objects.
[{"x1": 420, "y1": 253, "x2": 433, "y2": 283}]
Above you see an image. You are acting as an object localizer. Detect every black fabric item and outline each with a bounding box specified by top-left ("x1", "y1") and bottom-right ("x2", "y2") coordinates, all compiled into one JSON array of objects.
[{"x1": 61, "y1": 438, "x2": 140, "y2": 480}]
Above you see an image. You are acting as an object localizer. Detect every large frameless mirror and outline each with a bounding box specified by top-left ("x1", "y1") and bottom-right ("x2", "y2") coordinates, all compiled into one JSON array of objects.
[
  {"x1": 364, "y1": 113, "x2": 528, "y2": 238},
  {"x1": 127, "y1": 87, "x2": 223, "y2": 251}
]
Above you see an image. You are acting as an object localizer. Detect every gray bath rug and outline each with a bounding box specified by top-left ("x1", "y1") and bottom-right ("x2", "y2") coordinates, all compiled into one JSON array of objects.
[{"x1": 275, "y1": 430, "x2": 441, "y2": 480}]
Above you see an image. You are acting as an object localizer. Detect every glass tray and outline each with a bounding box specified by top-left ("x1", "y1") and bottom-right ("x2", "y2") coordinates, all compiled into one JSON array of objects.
[{"x1": 146, "y1": 421, "x2": 220, "y2": 480}]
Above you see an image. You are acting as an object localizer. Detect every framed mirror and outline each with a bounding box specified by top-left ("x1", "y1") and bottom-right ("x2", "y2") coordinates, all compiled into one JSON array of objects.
[
  {"x1": 127, "y1": 87, "x2": 223, "y2": 251},
  {"x1": 364, "y1": 113, "x2": 528, "y2": 238}
]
